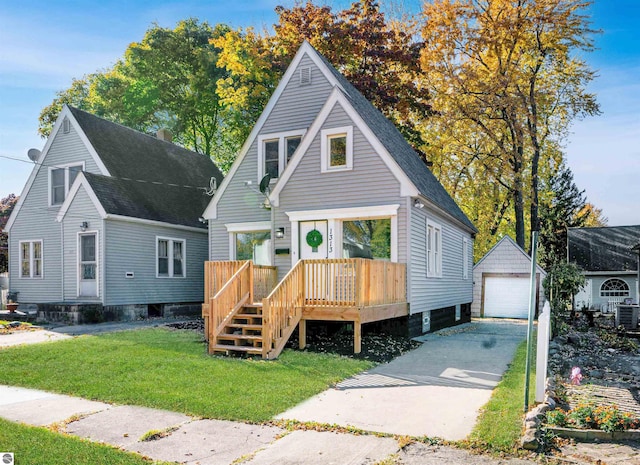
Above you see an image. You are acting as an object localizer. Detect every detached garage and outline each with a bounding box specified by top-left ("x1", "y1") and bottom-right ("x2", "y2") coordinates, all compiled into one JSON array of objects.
[{"x1": 472, "y1": 236, "x2": 546, "y2": 319}]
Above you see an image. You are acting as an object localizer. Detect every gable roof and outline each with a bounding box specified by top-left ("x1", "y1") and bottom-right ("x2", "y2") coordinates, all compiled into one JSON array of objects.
[
  {"x1": 202, "y1": 42, "x2": 476, "y2": 233},
  {"x1": 68, "y1": 106, "x2": 222, "y2": 189},
  {"x1": 568, "y1": 225, "x2": 640, "y2": 272},
  {"x1": 474, "y1": 235, "x2": 546, "y2": 274},
  {"x1": 312, "y1": 51, "x2": 476, "y2": 232}
]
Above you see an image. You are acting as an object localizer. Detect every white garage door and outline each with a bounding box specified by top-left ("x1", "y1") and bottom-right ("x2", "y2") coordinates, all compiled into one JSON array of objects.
[{"x1": 483, "y1": 277, "x2": 532, "y2": 318}]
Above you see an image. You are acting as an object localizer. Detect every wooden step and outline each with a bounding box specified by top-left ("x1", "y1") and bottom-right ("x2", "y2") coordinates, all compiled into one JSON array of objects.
[
  {"x1": 211, "y1": 345, "x2": 262, "y2": 355},
  {"x1": 234, "y1": 313, "x2": 263, "y2": 320},
  {"x1": 226, "y1": 323, "x2": 262, "y2": 331},
  {"x1": 218, "y1": 334, "x2": 263, "y2": 341}
]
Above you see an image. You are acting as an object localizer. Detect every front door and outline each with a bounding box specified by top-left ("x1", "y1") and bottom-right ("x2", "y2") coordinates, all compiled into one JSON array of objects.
[
  {"x1": 79, "y1": 233, "x2": 97, "y2": 297},
  {"x1": 300, "y1": 221, "x2": 328, "y2": 259}
]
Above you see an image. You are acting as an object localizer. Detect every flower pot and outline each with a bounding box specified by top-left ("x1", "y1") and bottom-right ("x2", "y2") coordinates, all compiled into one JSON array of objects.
[{"x1": 6, "y1": 303, "x2": 18, "y2": 313}]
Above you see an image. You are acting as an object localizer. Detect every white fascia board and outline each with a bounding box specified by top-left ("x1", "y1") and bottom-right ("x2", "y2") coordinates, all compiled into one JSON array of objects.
[
  {"x1": 270, "y1": 88, "x2": 419, "y2": 207},
  {"x1": 202, "y1": 42, "x2": 339, "y2": 220},
  {"x1": 286, "y1": 204, "x2": 400, "y2": 222},
  {"x1": 56, "y1": 173, "x2": 108, "y2": 222},
  {"x1": 419, "y1": 195, "x2": 477, "y2": 236},
  {"x1": 6, "y1": 105, "x2": 110, "y2": 231},
  {"x1": 105, "y1": 214, "x2": 208, "y2": 234},
  {"x1": 225, "y1": 221, "x2": 272, "y2": 233}
]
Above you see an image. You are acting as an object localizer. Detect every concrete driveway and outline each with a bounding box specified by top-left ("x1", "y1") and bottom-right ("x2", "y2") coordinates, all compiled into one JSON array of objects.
[{"x1": 277, "y1": 319, "x2": 528, "y2": 440}]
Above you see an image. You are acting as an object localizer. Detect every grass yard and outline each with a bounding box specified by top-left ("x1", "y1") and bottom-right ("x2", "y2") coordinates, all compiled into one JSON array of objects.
[
  {"x1": 465, "y1": 337, "x2": 536, "y2": 454},
  {"x1": 0, "y1": 418, "x2": 171, "y2": 465},
  {"x1": 0, "y1": 328, "x2": 372, "y2": 422}
]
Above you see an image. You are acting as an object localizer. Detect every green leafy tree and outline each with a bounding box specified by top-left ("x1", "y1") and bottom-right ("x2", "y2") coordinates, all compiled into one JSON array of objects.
[
  {"x1": 543, "y1": 261, "x2": 585, "y2": 335},
  {"x1": 538, "y1": 163, "x2": 605, "y2": 269},
  {"x1": 39, "y1": 20, "x2": 234, "y2": 168},
  {"x1": 0, "y1": 194, "x2": 19, "y2": 273}
]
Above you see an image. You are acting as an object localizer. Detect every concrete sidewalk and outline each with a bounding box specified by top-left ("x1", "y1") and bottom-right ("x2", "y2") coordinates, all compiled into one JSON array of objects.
[
  {"x1": 0, "y1": 384, "x2": 537, "y2": 465},
  {"x1": 277, "y1": 319, "x2": 528, "y2": 440}
]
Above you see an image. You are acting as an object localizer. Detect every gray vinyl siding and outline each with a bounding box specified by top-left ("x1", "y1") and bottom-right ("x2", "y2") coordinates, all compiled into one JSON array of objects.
[
  {"x1": 8, "y1": 120, "x2": 102, "y2": 302},
  {"x1": 104, "y1": 220, "x2": 207, "y2": 305},
  {"x1": 275, "y1": 103, "x2": 407, "y2": 278},
  {"x1": 210, "y1": 52, "x2": 334, "y2": 260},
  {"x1": 409, "y1": 205, "x2": 473, "y2": 314},
  {"x1": 61, "y1": 186, "x2": 103, "y2": 302}
]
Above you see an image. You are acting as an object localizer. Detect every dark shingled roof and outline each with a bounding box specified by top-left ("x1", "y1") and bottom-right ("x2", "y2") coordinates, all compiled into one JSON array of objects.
[
  {"x1": 69, "y1": 106, "x2": 222, "y2": 228},
  {"x1": 568, "y1": 226, "x2": 640, "y2": 272},
  {"x1": 314, "y1": 52, "x2": 477, "y2": 233},
  {"x1": 84, "y1": 172, "x2": 212, "y2": 229}
]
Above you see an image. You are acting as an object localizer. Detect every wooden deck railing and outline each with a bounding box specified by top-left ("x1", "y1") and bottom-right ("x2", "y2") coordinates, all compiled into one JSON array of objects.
[
  {"x1": 202, "y1": 261, "x2": 277, "y2": 341},
  {"x1": 208, "y1": 261, "x2": 252, "y2": 350},
  {"x1": 303, "y1": 258, "x2": 406, "y2": 307},
  {"x1": 262, "y1": 260, "x2": 305, "y2": 359},
  {"x1": 253, "y1": 265, "x2": 278, "y2": 301}
]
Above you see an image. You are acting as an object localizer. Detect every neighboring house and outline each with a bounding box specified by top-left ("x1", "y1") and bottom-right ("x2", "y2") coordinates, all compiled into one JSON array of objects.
[
  {"x1": 202, "y1": 41, "x2": 477, "y2": 345},
  {"x1": 568, "y1": 225, "x2": 640, "y2": 312},
  {"x1": 6, "y1": 106, "x2": 223, "y2": 323},
  {"x1": 472, "y1": 236, "x2": 546, "y2": 319}
]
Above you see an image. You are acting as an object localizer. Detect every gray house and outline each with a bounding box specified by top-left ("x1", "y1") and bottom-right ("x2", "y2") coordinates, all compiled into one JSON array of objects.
[
  {"x1": 6, "y1": 106, "x2": 222, "y2": 322},
  {"x1": 569, "y1": 225, "x2": 640, "y2": 312},
  {"x1": 202, "y1": 42, "x2": 476, "y2": 344}
]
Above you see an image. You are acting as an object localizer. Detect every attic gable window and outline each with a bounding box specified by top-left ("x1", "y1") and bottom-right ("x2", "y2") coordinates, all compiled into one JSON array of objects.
[
  {"x1": 49, "y1": 162, "x2": 84, "y2": 206},
  {"x1": 62, "y1": 118, "x2": 71, "y2": 134},
  {"x1": 321, "y1": 126, "x2": 353, "y2": 173},
  {"x1": 258, "y1": 130, "x2": 305, "y2": 181}
]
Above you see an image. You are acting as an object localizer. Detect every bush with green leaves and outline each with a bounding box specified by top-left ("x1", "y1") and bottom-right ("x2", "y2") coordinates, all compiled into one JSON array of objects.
[{"x1": 543, "y1": 262, "x2": 585, "y2": 336}]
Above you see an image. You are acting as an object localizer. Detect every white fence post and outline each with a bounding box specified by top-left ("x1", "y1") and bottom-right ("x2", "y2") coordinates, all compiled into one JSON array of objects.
[{"x1": 535, "y1": 300, "x2": 551, "y2": 403}]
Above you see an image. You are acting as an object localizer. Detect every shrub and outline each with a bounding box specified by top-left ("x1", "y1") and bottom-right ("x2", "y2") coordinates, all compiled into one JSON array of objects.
[{"x1": 543, "y1": 262, "x2": 585, "y2": 336}]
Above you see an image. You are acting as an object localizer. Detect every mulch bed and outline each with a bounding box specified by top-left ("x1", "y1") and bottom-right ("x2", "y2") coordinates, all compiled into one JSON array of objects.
[
  {"x1": 0, "y1": 321, "x2": 39, "y2": 335},
  {"x1": 165, "y1": 319, "x2": 420, "y2": 363}
]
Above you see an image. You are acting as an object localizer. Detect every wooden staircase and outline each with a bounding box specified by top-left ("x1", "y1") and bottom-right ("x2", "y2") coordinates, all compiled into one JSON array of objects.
[{"x1": 211, "y1": 302, "x2": 265, "y2": 356}]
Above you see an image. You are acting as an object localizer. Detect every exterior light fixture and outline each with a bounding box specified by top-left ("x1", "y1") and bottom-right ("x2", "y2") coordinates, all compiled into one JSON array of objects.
[
  {"x1": 80, "y1": 221, "x2": 89, "y2": 231},
  {"x1": 413, "y1": 199, "x2": 425, "y2": 209},
  {"x1": 275, "y1": 227, "x2": 285, "y2": 239}
]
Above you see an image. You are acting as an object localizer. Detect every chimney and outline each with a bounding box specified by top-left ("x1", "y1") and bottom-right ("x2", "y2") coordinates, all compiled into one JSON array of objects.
[{"x1": 156, "y1": 128, "x2": 172, "y2": 142}]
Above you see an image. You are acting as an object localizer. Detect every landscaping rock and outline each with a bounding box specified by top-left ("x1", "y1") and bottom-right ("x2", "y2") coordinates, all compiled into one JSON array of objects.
[{"x1": 521, "y1": 429, "x2": 538, "y2": 450}]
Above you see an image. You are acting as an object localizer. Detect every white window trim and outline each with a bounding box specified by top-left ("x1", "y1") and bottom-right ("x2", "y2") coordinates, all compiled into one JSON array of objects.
[
  {"x1": 320, "y1": 125, "x2": 353, "y2": 173},
  {"x1": 257, "y1": 129, "x2": 306, "y2": 181},
  {"x1": 156, "y1": 236, "x2": 186, "y2": 278},
  {"x1": 48, "y1": 161, "x2": 85, "y2": 207},
  {"x1": 286, "y1": 204, "x2": 399, "y2": 266},
  {"x1": 19, "y1": 240, "x2": 44, "y2": 279},
  {"x1": 76, "y1": 231, "x2": 99, "y2": 298},
  {"x1": 599, "y1": 278, "x2": 630, "y2": 297},
  {"x1": 426, "y1": 218, "x2": 443, "y2": 278},
  {"x1": 225, "y1": 222, "x2": 272, "y2": 265},
  {"x1": 462, "y1": 237, "x2": 469, "y2": 279}
]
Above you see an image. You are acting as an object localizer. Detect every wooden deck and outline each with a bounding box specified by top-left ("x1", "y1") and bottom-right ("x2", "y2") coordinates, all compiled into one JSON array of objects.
[{"x1": 202, "y1": 259, "x2": 408, "y2": 359}]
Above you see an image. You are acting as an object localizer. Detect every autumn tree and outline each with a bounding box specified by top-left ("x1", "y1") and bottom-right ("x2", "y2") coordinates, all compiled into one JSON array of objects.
[
  {"x1": 272, "y1": 0, "x2": 431, "y2": 147},
  {"x1": 420, "y1": 0, "x2": 600, "y2": 251},
  {"x1": 0, "y1": 194, "x2": 18, "y2": 273}
]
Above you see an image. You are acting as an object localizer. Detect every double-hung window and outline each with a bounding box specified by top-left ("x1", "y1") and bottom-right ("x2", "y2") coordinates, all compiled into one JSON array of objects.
[
  {"x1": 49, "y1": 163, "x2": 84, "y2": 205},
  {"x1": 426, "y1": 219, "x2": 442, "y2": 278},
  {"x1": 20, "y1": 240, "x2": 43, "y2": 278},
  {"x1": 320, "y1": 126, "x2": 353, "y2": 172},
  {"x1": 258, "y1": 130, "x2": 305, "y2": 181},
  {"x1": 157, "y1": 237, "x2": 185, "y2": 278}
]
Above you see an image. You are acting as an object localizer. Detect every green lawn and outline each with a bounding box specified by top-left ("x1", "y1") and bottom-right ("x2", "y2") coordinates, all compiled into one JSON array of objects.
[
  {"x1": 465, "y1": 337, "x2": 536, "y2": 453},
  {"x1": 0, "y1": 418, "x2": 171, "y2": 465},
  {"x1": 0, "y1": 328, "x2": 372, "y2": 422}
]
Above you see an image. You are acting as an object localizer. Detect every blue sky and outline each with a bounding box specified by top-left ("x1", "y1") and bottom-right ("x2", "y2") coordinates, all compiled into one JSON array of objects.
[{"x1": 1, "y1": 0, "x2": 638, "y2": 226}]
